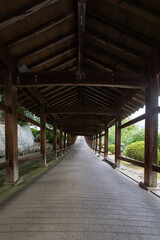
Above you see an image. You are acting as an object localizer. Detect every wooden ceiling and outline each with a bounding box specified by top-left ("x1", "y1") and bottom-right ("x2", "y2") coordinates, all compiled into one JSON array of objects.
[{"x1": 0, "y1": 0, "x2": 160, "y2": 135}]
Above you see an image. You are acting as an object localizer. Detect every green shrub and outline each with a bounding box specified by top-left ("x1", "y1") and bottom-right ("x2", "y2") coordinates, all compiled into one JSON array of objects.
[
  {"x1": 46, "y1": 131, "x2": 53, "y2": 143},
  {"x1": 108, "y1": 144, "x2": 115, "y2": 154},
  {"x1": 31, "y1": 128, "x2": 40, "y2": 141},
  {"x1": 124, "y1": 141, "x2": 144, "y2": 161},
  {"x1": 123, "y1": 141, "x2": 160, "y2": 165}
]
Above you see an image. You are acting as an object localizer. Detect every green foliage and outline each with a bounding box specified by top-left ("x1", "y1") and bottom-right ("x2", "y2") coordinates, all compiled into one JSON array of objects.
[
  {"x1": 123, "y1": 141, "x2": 144, "y2": 161},
  {"x1": 46, "y1": 131, "x2": 53, "y2": 143},
  {"x1": 108, "y1": 144, "x2": 115, "y2": 154},
  {"x1": 0, "y1": 94, "x2": 4, "y2": 103},
  {"x1": 121, "y1": 124, "x2": 138, "y2": 148},
  {"x1": 109, "y1": 116, "x2": 145, "y2": 150},
  {"x1": 131, "y1": 128, "x2": 145, "y2": 143},
  {"x1": 123, "y1": 141, "x2": 160, "y2": 164},
  {"x1": 31, "y1": 128, "x2": 40, "y2": 141},
  {"x1": 109, "y1": 126, "x2": 115, "y2": 145}
]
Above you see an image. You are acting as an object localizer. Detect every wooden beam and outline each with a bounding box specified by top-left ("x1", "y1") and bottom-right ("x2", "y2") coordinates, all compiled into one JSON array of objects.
[
  {"x1": 46, "y1": 86, "x2": 76, "y2": 102},
  {"x1": 85, "y1": 58, "x2": 114, "y2": 72},
  {"x1": 7, "y1": 12, "x2": 74, "y2": 48},
  {"x1": 0, "y1": 102, "x2": 11, "y2": 113},
  {"x1": 86, "y1": 30, "x2": 147, "y2": 60},
  {"x1": 18, "y1": 112, "x2": 41, "y2": 127},
  {"x1": 0, "y1": 41, "x2": 16, "y2": 72},
  {"x1": 63, "y1": 125, "x2": 102, "y2": 131},
  {"x1": 87, "y1": 10, "x2": 158, "y2": 47},
  {"x1": 85, "y1": 55, "x2": 118, "y2": 72},
  {"x1": 15, "y1": 71, "x2": 149, "y2": 88},
  {"x1": 27, "y1": 87, "x2": 46, "y2": 107},
  {"x1": 49, "y1": 92, "x2": 78, "y2": 107},
  {"x1": 148, "y1": 47, "x2": 160, "y2": 78},
  {"x1": 118, "y1": 155, "x2": 144, "y2": 167},
  {"x1": 117, "y1": 89, "x2": 140, "y2": 112},
  {"x1": 119, "y1": 114, "x2": 146, "y2": 129},
  {"x1": 77, "y1": 0, "x2": 86, "y2": 74},
  {"x1": 18, "y1": 33, "x2": 75, "y2": 62},
  {"x1": 47, "y1": 106, "x2": 116, "y2": 115},
  {"x1": 106, "y1": 0, "x2": 160, "y2": 25},
  {"x1": 29, "y1": 47, "x2": 76, "y2": 71},
  {"x1": 4, "y1": 71, "x2": 18, "y2": 183},
  {"x1": 0, "y1": 0, "x2": 60, "y2": 29},
  {"x1": 50, "y1": 58, "x2": 77, "y2": 71},
  {"x1": 85, "y1": 44, "x2": 140, "y2": 72},
  {"x1": 61, "y1": 119, "x2": 105, "y2": 126}
]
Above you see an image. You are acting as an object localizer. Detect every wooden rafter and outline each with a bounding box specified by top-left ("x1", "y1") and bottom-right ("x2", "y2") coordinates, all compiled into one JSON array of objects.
[
  {"x1": 106, "y1": 0, "x2": 160, "y2": 25},
  {"x1": 15, "y1": 71, "x2": 148, "y2": 88},
  {"x1": 0, "y1": 0, "x2": 60, "y2": 29},
  {"x1": 48, "y1": 88, "x2": 77, "y2": 104},
  {"x1": 85, "y1": 58, "x2": 114, "y2": 72},
  {"x1": 46, "y1": 86, "x2": 76, "y2": 102},
  {"x1": 29, "y1": 47, "x2": 76, "y2": 71},
  {"x1": 50, "y1": 58, "x2": 77, "y2": 71},
  {"x1": 46, "y1": 106, "x2": 116, "y2": 115},
  {"x1": 86, "y1": 30, "x2": 147, "y2": 60},
  {"x1": 83, "y1": 88, "x2": 111, "y2": 107},
  {"x1": 49, "y1": 92, "x2": 79, "y2": 107},
  {"x1": 87, "y1": 10, "x2": 158, "y2": 47},
  {"x1": 17, "y1": 33, "x2": 75, "y2": 62},
  {"x1": 7, "y1": 12, "x2": 74, "y2": 48},
  {"x1": 0, "y1": 41, "x2": 16, "y2": 72},
  {"x1": 85, "y1": 44, "x2": 141, "y2": 72}
]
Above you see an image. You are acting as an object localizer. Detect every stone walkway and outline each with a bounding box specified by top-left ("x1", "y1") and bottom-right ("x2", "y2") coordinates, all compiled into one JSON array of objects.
[{"x1": 0, "y1": 137, "x2": 160, "y2": 240}]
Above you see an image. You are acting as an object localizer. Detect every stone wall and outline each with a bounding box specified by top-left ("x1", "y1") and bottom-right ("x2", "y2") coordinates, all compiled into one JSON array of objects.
[{"x1": 0, "y1": 124, "x2": 34, "y2": 157}]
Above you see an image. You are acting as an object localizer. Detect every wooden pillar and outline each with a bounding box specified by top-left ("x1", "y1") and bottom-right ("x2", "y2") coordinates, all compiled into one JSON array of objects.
[
  {"x1": 104, "y1": 126, "x2": 108, "y2": 160},
  {"x1": 67, "y1": 133, "x2": 69, "y2": 148},
  {"x1": 53, "y1": 121, "x2": 57, "y2": 159},
  {"x1": 60, "y1": 126, "x2": 63, "y2": 155},
  {"x1": 64, "y1": 132, "x2": 67, "y2": 152},
  {"x1": 94, "y1": 135, "x2": 96, "y2": 151},
  {"x1": 40, "y1": 108, "x2": 46, "y2": 166},
  {"x1": 115, "y1": 118, "x2": 121, "y2": 168},
  {"x1": 91, "y1": 137, "x2": 93, "y2": 149},
  {"x1": 144, "y1": 75, "x2": 159, "y2": 187},
  {"x1": 95, "y1": 133, "x2": 98, "y2": 154},
  {"x1": 99, "y1": 132, "x2": 102, "y2": 157},
  {"x1": 5, "y1": 71, "x2": 18, "y2": 183}
]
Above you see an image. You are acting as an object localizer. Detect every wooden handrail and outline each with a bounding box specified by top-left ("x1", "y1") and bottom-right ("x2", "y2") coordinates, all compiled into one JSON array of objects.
[
  {"x1": 0, "y1": 161, "x2": 10, "y2": 170},
  {"x1": 118, "y1": 155, "x2": 144, "y2": 167},
  {"x1": 152, "y1": 164, "x2": 160, "y2": 173}
]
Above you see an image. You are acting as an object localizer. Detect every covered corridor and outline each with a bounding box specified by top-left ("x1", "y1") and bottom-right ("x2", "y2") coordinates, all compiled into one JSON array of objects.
[{"x1": 0, "y1": 137, "x2": 160, "y2": 240}]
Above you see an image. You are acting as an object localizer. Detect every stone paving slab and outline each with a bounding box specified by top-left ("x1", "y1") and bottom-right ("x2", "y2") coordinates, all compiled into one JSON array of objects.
[{"x1": 0, "y1": 136, "x2": 160, "y2": 240}]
